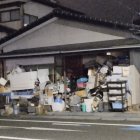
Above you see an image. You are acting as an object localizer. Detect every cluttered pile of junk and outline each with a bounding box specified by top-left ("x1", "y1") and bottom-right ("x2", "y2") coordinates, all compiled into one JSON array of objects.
[{"x1": 0, "y1": 56, "x2": 130, "y2": 116}]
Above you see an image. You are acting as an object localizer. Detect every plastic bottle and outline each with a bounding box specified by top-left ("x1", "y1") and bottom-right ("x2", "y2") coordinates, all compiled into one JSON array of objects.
[{"x1": 81, "y1": 102, "x2": 86, "y2": 112}]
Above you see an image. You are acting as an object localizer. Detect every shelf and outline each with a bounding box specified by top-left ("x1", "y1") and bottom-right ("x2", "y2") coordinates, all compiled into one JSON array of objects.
[
  {"x1": 107, "y1": 87, "x2": 126, "y2": 90},
  {"x1": 107, "y1": 81, "x2": 127, "y2": 84},
  {"x1": 107, "y1": 80, "x2": 127, "y2": 112},
  {"x1": 108, "y1": 100, "x2": 125, "y2": 102},
  {"x1": 109, "y1": 108, "x2": 124, "y2": 112},
  {"x1": 108, "y1": 93, "x2": 125, "y2": 96}
]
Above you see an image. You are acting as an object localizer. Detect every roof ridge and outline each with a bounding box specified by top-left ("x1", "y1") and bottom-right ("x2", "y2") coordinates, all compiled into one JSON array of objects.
[{"x1": 32, "y1": 0, "x2": 84, "y2": 15}]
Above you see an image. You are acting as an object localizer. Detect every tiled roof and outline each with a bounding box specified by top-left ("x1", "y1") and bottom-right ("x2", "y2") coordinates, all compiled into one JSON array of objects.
[
  {"x1": 0, "y1": 8, "x2": 139, "y2": 45},
  {"x1": 32, "y1": 0, "x2": 84, "y2": 14},
  {"x1": 58, "y1": 0, "x2": 140, "y2": 26}
]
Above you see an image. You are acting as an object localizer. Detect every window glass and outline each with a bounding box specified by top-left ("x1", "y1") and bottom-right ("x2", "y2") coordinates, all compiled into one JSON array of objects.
[
  {"x1": 1, "y1": 11, "x2": 10, "y2": 22},
  {"x1": 11, "y1": 10, "x2": 20, "y2": 20},
  {"x1": 24, "y1": 15, "x2": 29, "y2": 26},
  {"x1": 30, "y1": 16, "x2": 38, "y2": 23}
]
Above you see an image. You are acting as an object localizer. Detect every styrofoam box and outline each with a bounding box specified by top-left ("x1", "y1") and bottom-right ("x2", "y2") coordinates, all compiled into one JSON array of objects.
[
  {"x1": 113, "y1": 66, "x2": 122, "y2": 74},
  {"x1": 9, "y1": 71, "x2": 37, "y2": 91}
]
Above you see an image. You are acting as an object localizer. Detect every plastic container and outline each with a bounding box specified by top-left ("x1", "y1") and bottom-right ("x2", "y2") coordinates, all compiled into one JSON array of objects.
[
  {"x1": 81, "y1": 103, "x2": 86, "y2": 112},
  {"x1": 112, "y1": 102, "x2": 122, "y2": 109},
  {"x1": 77, "y1": 82, "x2": 86, "y2": 88},
  {"x1": 84, "y1": 99, "x2": 93, "y2": 112},
  {"x1": 13, "y1": 105, "x2": 19, "y2": 115}
]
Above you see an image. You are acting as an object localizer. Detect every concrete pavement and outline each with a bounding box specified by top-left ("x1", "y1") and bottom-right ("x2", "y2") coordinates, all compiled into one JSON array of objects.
[{"x1": 1, "y1": 117, "x2": 140, "y2": 140}]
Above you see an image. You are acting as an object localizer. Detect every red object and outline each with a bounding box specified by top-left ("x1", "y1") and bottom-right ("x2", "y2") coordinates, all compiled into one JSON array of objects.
[{"x1": 77, "y1": 82, "x2": 86, "y2": 88}]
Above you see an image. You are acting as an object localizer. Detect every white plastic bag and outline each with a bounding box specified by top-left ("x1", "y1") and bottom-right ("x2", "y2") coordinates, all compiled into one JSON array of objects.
[{"x1": 52, "y1": 101, "x2": 65, "y2": 112}]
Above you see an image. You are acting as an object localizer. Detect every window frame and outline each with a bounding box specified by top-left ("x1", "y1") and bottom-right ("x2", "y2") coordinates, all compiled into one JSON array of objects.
[
  {"x1": 0, "y1": 9, "x2": 20, "y2": 23},
  {"x1": 24, "y1": 13, "x2": 38, "y2": 26},
  {"x1": 10, "y1": 9, "x2": 20, "y2": 21}
]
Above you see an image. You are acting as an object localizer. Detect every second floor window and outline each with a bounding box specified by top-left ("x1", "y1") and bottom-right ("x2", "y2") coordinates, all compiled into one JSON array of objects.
[
  {"x1": 24, "y1": 14, "x2": 38, "y2": 26},
  {"x1": 1, "y1": 11, "x2": 10, "y2": 22},
  {"x1": 11, "y1": 10, "x2": 20, "y2": 21},
  {"x1": 0, "y1": 9, "x2": 20, "y2": 22}
]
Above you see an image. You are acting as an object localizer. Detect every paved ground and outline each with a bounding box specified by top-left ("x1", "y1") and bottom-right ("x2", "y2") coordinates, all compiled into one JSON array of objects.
[{"x1": 0, "y1": 117, "x2": 140, "y2": 140}]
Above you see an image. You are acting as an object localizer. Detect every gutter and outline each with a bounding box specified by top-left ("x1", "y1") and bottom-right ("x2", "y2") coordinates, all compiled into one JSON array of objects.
[
  {"x1": 1, "y1": 44, "x2": 140, "y2": 59},
  {"x1": 0, "y1": 51, "x2": 60, "y2": 59}
]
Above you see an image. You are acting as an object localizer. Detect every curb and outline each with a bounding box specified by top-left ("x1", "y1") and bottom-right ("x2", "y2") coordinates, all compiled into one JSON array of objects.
[
  {"x1": 17, "y1": 114, "x2": 140, "y2": 122},
  {"x1": 1, "y1": 112, "x2": 140, "y2": 122}
]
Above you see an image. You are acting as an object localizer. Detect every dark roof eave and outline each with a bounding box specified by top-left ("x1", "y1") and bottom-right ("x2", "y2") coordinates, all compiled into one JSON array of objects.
[
  {"x1": 0, "y1": 25, "x2": 17, "y2": 34},
  {"x1": 1, "y1": 38, "x2": 140, "y2": 59},
  {"x1": 0, "y1": 1, "x2": 25, "y2": 9}
]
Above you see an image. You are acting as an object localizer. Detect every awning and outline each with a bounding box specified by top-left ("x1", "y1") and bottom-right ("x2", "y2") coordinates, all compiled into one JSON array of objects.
[{"x1": 0, "y1": 38, "x2": 139, "y2": 59}]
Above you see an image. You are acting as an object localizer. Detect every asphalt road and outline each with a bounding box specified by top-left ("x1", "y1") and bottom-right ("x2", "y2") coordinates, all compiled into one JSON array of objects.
[{"x1": 0, "y1": 118, "x2": 140, "y2": 140}]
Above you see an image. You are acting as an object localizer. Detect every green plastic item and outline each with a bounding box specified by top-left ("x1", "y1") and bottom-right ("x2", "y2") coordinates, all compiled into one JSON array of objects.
[{"x1": 81, "y1": 103, "x2": 86, "y2": 112}]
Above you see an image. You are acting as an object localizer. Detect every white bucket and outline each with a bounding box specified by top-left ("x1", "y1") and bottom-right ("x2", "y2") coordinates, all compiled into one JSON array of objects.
[
  {"x1": 13, "y1": 105, "x2": 19, "y2": 115},
  {"x1": 84, "y1": 99, "x2": 93, "y2": 112}
]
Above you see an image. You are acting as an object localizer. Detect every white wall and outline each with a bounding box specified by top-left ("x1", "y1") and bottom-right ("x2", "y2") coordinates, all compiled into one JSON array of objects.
[
  {"x1": 129, "y1": 50, "x2": 140, "y2": 105},
  {"x1": 5, "y1": 56, "x2": 54, "y2": 72},
  {"x1": 3, "y1": 19, "x2": 123, "y2": 53},
  {"x1": 24, "y1": 1, "x2": 53, "y2": 18}
]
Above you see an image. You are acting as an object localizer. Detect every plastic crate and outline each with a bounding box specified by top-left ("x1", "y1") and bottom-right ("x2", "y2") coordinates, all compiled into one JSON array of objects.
[{"x1": 112, "y1": 102, "x2": 122, "y2": 109}]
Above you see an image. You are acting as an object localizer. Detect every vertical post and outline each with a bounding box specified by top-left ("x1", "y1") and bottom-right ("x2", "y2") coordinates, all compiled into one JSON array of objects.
[
  {"x1": 63, "y1": 56, "x2": 67, "y2": 108},
  {"x1": 53, "y1": 65, "x2": 55, "y2": 83},
  {"x1": 1, "y1": 59, "x2": 5, "y2": 78},
  {"x1": 20, "y1": 4, "x2": 24, "y2": 27}
]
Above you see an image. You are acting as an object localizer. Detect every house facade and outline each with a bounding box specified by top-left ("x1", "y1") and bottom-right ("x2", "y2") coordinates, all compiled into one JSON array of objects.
[
  {"x1": 0, "y1": 8, "x2": 140, "y2": 109},
  {"x1": 0, "y1": 0, "x2": 55, "y2": 39},
  {"x1": 0, "y1": 1, "x2": 140, "y2": 109}
]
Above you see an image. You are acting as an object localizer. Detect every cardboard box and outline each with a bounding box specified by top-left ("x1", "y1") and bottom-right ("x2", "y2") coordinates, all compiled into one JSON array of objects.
[
  {"x1": 45, "y1": 88, "x2": 53, "y2": 96},
  {"x1": 75, "y1": 90, "x2": 87, "y2": 97},
  {"x1": 0, "y1": 78, "x2": 7, "y2": 86},
  {"x1": 36, "y1": 105, "x2": 44, "y2": 115},
  {"x1": 0, "y1": 86, "x2": 6, "y2": 93}
]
